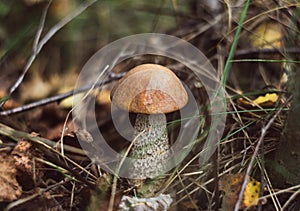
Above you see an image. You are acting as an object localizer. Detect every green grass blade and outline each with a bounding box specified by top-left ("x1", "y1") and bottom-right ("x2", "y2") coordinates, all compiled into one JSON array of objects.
[{"x1": 221, "y1": 0, "x2": 251, "y2": 86}]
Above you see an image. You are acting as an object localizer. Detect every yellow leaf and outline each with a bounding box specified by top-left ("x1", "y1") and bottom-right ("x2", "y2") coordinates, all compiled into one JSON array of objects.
[
  {"x1": 243, "y1": 177, "x2": 261, "y2": 208},
  {"x1": 238, "y1": 93, "x2": 278, "y2": 108},
  {"x1": 253, "y1": 93, "x2": 278, "y2": 106},
  {"x1": 219, "y1": 173, "x2": 263, "y2": 209},
  {"x1": 249, "y1": 21, "x2": 283, "y2": 49}
]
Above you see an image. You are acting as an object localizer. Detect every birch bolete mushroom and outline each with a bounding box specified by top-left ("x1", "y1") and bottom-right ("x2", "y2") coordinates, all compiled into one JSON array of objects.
[{"x1": 111, "y1": 64, "x2": 188, "y2": 179}]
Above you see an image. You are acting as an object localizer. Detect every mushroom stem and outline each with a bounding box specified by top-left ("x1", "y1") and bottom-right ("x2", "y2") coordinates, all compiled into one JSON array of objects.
[{"x1": 130, "y1": 113, "x2": 170, "y2": 179}]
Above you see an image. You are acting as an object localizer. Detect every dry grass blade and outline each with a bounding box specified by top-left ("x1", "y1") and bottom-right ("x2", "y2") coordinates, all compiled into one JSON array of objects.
[
  {"x1": 0, "y1": 123, "x2": 85, "y2": 155},
  {"x1": 0, "y1": 122, "x2": 97, "y2": 187}
]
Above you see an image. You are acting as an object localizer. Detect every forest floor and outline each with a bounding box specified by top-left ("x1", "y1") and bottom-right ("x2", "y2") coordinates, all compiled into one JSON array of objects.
[{"x1": 0, "y1": 0, "x2": 299, "y2": 210}]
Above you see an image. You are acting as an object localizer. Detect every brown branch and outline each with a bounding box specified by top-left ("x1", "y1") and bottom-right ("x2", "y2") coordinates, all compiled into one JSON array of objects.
[{"x1": 0, "y1": 72, "x2": 124, "y2": 116}]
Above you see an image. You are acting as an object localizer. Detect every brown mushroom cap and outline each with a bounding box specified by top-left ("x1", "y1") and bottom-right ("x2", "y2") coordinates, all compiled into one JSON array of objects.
[{"x1": 111, "y1": 64, "x2": 188, "y2": 114}]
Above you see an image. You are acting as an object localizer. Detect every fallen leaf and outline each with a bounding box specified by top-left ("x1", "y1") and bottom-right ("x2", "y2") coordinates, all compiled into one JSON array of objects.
[
  {"x1": 243, "y1": 177, "x2": 260, "y2": 208},
  {"x1": 0, "y1": 152, "x2": 22, "y2": 202},
  {"x1": 238, "y1": 93, "x2": 278, "y2": 108},
  {"x1": 249, "y1": 21, "x2": 283, "y2": 49},
  {"x1": 253, "y1": 93, "x2": 278, "y2": 106},
  {"x1": 12, "y1": 139, "x2": 44, "y2": 187},
  {"x1": 219, "y1": 173, "x2": 262, "y2": 210}
]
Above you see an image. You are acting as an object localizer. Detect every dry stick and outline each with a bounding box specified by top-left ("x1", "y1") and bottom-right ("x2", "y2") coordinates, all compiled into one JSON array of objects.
[
  {"x1": 0, "y1": 72, "x2": 124, "y2": 116},
  {"x1": 256, "y1": 91, "x2": 284, "y2": 211},
  {"x1": 257, "y1": 130, "x2": 265, "y2": 211},
  {"x1": 233, "y1": 96, "x2": 292, "y2": 211},
  {"x1": 3, "y1": 0, "x2": 97, "y2": 105},
  {"x1": 33, "y1": 0, "x2": 52, "y2": 53}
]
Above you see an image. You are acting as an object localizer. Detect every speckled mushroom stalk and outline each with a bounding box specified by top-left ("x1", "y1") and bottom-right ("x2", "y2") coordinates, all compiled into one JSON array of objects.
[
  {"x1": 111, "y1": 64, "x2": 188, "y2": 182},
  {"x1": 130, "y1": 113, "x2": 170, "y2": 179}
]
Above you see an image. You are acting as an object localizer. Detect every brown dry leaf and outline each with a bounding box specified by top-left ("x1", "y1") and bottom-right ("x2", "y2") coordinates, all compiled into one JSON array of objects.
[
  {"x1": 0, "y1": 152, "x2": 22, "y2": 202},
  {"x1": 45, "y1": 121, "x2": 76, "y2": 140},
  {"x1": 12, "y1": 139, "x2": 44, "y2": 183}
]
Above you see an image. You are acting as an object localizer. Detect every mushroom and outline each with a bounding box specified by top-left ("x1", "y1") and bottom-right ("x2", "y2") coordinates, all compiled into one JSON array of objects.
[{"x1": 111, "y1": 64, "x2": 188, "y2": 180}]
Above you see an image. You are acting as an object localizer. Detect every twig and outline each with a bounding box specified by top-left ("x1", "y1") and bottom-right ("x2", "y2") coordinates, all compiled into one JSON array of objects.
[
  {"x1": 257, "y1": 131, "x2": 265, "y2": 211},
  {"x1": 4, "y1": 0, "x2": 97, "y2": 104},
  {"x1": 3, "y1": 0, "x2": 52, "y2": 102},
  {"x1": 0, "y1": 72, "x2": 124, "y2": 116},
  {"x1": 234, "y1": 96, "x2": 292, "y2": 211},
  {"x1": 33, "y1": 0, "x2": 52, "y2": 53}
]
